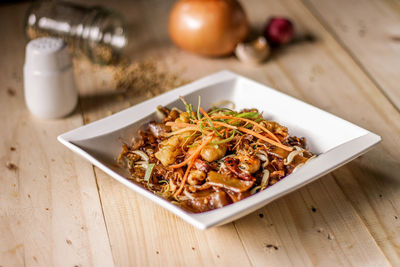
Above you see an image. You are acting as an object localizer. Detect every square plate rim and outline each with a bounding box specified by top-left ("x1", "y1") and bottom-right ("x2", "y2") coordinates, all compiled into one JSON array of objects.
[{"x1": 58, "y1": 70, "x2": 381, "y2": 230}]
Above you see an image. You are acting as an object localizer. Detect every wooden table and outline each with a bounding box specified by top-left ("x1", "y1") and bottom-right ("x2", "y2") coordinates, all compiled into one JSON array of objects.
[{"x1": 1, "y1": 0, "x2": 400, "y2": 266}]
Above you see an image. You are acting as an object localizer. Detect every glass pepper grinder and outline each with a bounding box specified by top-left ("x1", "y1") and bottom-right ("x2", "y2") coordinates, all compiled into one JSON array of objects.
[{"x1": 24, "y1": 0, "x2": 127, "y2": 65}]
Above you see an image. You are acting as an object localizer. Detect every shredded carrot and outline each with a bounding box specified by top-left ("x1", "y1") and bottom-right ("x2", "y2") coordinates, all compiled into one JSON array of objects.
[
  {"x1": 165, "y1": 127, "x2": 200, "y2": 136},
  {"x1": 211, "y1": 121, "x2": 238, "y2": 130},
  {"x1": 169, "y1": 133, "x2": 214, "y2": 169},
  {"x1": 211, "y1": 115, "x2": 281, "y2": 144},
  {"x1": 200, "y1": 108, "x2": 213, "y2": 124},
  {"x1": 237, "y1": 126, "x2": 293, "y2": 151},
  {"x1": 174, "y1": 159, "x2": 195, "y2": 196}
]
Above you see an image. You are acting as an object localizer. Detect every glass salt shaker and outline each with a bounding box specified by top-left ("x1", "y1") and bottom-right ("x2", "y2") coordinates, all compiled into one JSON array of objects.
[{"x1": 24, "y1": 0, "x2": 127, "y2": 65}]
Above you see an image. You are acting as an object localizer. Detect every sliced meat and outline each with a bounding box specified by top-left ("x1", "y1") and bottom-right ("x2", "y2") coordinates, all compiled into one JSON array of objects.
[
  {"x1": 207, "y1": 171, "x2": 254, "y2": 193},
  {"x1": 182, "y1": 189, "x2": 231, "y2": 213},
  {"x1": 193, "y1": 158, "x2": 211, "y2": 172},
  {"x1": 224, "y1": 189, "x2": 251, "y2": 202},
  {"x1": 148, "y1": 122, "x2": 170, "y2": 138},
  {"x1": 223, "y1": 158, "x2": 255, "y2": 181}
]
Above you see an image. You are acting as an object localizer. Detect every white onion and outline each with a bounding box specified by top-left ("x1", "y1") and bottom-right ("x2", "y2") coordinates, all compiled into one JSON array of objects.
[
  {"x1": 131, "y1": 150, "x2": 149, "y2": 162},
  {"x1": 257, "y1": 151, "x2": 270, "y2": 168},
  {"x1": 261, "y1": 169, "x2": 270, "y2": 189},
  {"x1": 250, "y1": 186, "x2": 261, "y2": 195},
  {"x1": 256, "y1": 153, "x2": 267, "y2": 162},
  {"x1": 155, "y1": 106, "x2": 166, "y2": 121},
  {"x1": 284, "y1": 150, "x2": 303, "y2": 165}
]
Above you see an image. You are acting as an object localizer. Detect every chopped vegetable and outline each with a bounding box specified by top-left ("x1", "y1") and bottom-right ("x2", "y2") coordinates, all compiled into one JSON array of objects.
[
  {"x1": 237, "y1": 127, "x2": 292, "y2": 151},
  {"x1": 169, "y1": 133, "x2": 214, "y2": 169},
  {"x1": 211, "y1": 115, "x2": 281, "y2": 144},
  {"x1": 144, "y1": 163, "x2": 155, "y2": 182},
  {"x1": 118, "y1": 97, "x2": 315, "y2": 213}
]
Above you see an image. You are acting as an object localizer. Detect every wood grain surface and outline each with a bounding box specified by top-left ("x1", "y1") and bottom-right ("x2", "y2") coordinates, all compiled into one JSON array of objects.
[{"x1": 1, "y1": 0, "x2": 399, "y2": 266}]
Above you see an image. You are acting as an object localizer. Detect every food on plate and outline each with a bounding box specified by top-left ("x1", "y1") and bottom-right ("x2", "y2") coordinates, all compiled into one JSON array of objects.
[
  {"x1": 118, "y1": 97, "x2": 316, "y2": 213},
  {"x1": 168, "y1": 0, "x2": 249, "y2": 56}
]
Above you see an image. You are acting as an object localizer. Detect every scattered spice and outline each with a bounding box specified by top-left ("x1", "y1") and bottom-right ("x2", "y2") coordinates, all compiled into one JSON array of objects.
[
  {"x1": 379, "y1": 194, "x2": 383, "y2": 198},
  {"x1": 66, "y1": 239, "x2": 72, "y2": 245},
  {"x1": 395, "y1": 216, "x2": 398, "y2": 220},
  {"x1": 258, "y1": 213, "x2": 264, "y2": 218},
  {"x1": 292, "y1": 34, "x2": 317, "y2": 46},
  {"x1": 6, "y1": 161, "x2": 18, "y2": 171},
  {"x1": 191, "y1": 247, "x2": 195, "y2": 251},
  {"x1": 156, "y1": 251, "x2": 160, "y2": 254},
  {"x1": 390, "y1": 36, "x2": 400, "y2": 42},
  {"x1": 27, "y1": 194, "x2": 31, "y2": 198},
  {"x1": 7, "y1": 87, "x2": 16, "y2": 96},
  {"x1": 327, "y1": 233, "x2": 334, "y2": 240},
  {"x1": 265, "y1": 244, "x2": 279, "y2": 250},
  {"x1": 10, "y1": 147, "x2": 16, "y2": 151},
  {"x1": 113, "y1": 59, "x2": 189, "y2": 98}
]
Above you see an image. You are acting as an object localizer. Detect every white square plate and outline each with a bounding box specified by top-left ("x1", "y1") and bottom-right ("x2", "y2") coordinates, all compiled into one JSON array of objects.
[{"x1": 58, "y1": 71, "x2": 381, "y2": 230}]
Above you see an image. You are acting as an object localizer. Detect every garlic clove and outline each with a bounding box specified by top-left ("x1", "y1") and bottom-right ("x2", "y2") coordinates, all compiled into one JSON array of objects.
[{"x1": 235, "y1": 36, "x2": 270, "y2": 64}]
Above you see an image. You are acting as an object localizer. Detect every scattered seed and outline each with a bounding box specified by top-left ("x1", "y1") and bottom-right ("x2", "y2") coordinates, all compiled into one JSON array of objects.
[
  {"x1": 66, "y1": 239, "x2": 72, "y2": 245},
  {"x1": 7, "y1": 87, "x2": 16, "y2": 96},
  {"x1": 10, "y1": 147, "x2": 16, "y2": 151},
  {"x1": 265, "y1": 244, "x2": 279, "y2": 250},
  {"x1": 395, "y1": 216, "x2": 398, "y2": 220},
  {"x1": 311, "y1": 206, "x2": 317, "y2": 213},
  {"x1": 258, "y1": 213, "x2": 264, "y2": 218},
  {"x1": 6, "y1": 161, "x2": 18, "y2": 171},
  {"x1": 156, "y1": 251, "x2": 159, "y2": 254},
  {"x1": 113, "y1": 59, "x2": 189, "y2": 99},
  {"x1": 191, "y1": 247, "x2": 195, "y2": 251},
  {"x1": 379, "y1": 194, "x2": 383, "y2": 198},
  {"x1": 391, "y1": 36, "x2": 400, "y2": 42},
  {"x1": 327, "y1": 233, "x2": 334, "y2": 240}
]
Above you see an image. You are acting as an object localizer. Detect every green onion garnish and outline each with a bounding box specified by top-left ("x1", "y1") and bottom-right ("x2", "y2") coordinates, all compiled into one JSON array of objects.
[
  {"x1": 196, "y1": 96, "x2": 202, "y2": 120},
  {"x1": 235, "y1": 112, "x2": 259, "y2": 119},
  {"x1": 211, "y1": 130, "x2": 236, "y2": 145},
  {"x1": 144, "y1": 163, "x2": 155, "y2": 182}
]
